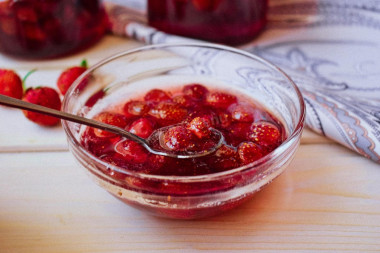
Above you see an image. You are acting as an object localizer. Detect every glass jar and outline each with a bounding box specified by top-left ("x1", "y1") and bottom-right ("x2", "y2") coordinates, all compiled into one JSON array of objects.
[
  {"x1": 0, "y1": 0, "x2": 107, "y2": 59},
  {"x1": 147, "y1": 0, "x2": 268, "y2": 45}
]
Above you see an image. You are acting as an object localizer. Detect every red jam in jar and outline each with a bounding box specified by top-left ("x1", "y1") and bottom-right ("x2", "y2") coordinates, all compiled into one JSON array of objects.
[
  {"x1": 81, "y1": 83, "x2": 285, "y2": 177},
  {"x1": 0, "y1": 0, "x2": 107, "y2": 59},
  {"x1": 147, "y1": 0, "x2": 268, "y2": 45}
]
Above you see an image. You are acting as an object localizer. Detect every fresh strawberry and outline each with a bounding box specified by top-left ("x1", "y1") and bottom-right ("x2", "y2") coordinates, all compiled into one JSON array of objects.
[
  {"x1": 0, "y1": 69, "x2": 23, "y2": 99},
  {"x1": 237, "y1": 141, "x2": 264, "y2": 164},
  {"x1": 93, "y1": 112, "x2": 128, "y2": 138},
  {"x1": 22, "y1": 87, "x2": 62, "y2": 126},
  {"x1": 206, "y1": 91, "x2": 237, "y2": 109},
  {"x1": 248, "y1": 121, "x2": 282, "y2": 149},
  {"x1": 57, "y1": 59, "x2": 88, "y2": 95}
]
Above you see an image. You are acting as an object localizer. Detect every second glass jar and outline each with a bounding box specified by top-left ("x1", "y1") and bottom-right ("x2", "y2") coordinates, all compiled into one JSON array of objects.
[{"x1": 148, "y1": 0, "x2": 268, "y2": 45}]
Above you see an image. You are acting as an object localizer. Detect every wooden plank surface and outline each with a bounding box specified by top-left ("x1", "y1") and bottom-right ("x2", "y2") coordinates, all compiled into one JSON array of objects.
[{"x1": 1, "y1": 142, "x2": 379, "y2": 252}]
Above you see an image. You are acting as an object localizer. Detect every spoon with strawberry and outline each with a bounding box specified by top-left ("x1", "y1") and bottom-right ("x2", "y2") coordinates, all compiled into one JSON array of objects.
[{"x1": 0, "y1": 94, "x2": 224, "y2": 159}]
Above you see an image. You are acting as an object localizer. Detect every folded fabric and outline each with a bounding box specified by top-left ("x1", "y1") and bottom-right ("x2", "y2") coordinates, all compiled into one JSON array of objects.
[{"x1": 105, "y1": 0, "x2": 380, "y2": 164}]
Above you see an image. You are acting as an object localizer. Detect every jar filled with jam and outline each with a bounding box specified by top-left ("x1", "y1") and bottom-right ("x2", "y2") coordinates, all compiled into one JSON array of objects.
[
  {"x1": 148, "y1": 0, "x2": 268, "y2": 45},
  {"x1": 0, "y1": 0, "x2": 107, "y2": 59}
]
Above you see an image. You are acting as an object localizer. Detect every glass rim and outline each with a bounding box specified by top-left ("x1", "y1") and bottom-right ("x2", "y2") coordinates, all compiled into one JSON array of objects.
[{"x1": 62, "y1": 42, "x2": 306, "y2": 183}]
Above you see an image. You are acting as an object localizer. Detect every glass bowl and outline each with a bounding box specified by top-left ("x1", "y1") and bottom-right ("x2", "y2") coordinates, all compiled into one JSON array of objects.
[{"x1": 62, "y1": 43, "x2": 305, "y2": 219}]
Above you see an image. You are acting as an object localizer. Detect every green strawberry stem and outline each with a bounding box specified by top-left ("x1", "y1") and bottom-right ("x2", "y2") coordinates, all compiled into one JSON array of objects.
[
  {"x1": 22, "y1": 69, "x2": 37, "y2": 91},
  {"x1": 103, "y1": 86, "x2": 110, "y2": 93},
  {"x1": 80, "y1": 59, "x2": 88, "y2": 68}
]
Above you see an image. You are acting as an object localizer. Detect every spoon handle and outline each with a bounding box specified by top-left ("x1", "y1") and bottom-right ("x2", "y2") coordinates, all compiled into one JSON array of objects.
[{"x1": 0, "y1": 94, "x2": 146, "y2": 145}]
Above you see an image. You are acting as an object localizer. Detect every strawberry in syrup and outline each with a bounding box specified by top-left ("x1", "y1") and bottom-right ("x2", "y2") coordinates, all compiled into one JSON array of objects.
[
  {"x1": 227, "y1": 102, "x2": 256, "y2": 123},
  {"x1": 128, "y1": 118, "x2": 155, "y2": 139},
  {"x1": 148, "y1": 101, "x2": 188, "y2": 125},
  {"x1": 144, "y1": 89, "x2": 171, "y2": 103},
  {"x1": 237, "y1": 141, "x2": 264, "y2": 164},
  {"x1": 115, "y1": 140, "x2": 149, "y2": 164},
  {"x1": 187, "y1": 116, "x2": 212, "y2": 139},
  {"x1": 206, "y1": 91, "x2": 237, "y2": 109},
  {"x1": 92, "y1": 112, "x2": 128, "y2": 138},
  {"x1": 248, "y1": 121, "x2": 282, "y2": 150},
  {"x1": 123, "y1": 100, "x2": 150, "y2": 118},
  {"x1": 182, "y1": 83, "x2": 209, "y2": 100},
  {"x1": 172, "y1": 94, "x2": 197, "y2": 108},
  {"x1": 161, "y1": 125, "x2": 196, "y2": 151},
  {"x1": 205, "y1": 144, "x2": 239, "y2": 172}
]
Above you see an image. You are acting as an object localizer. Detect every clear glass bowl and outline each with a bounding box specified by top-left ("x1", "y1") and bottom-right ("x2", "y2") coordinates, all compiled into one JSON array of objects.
[{"x1": 62, "y1": 43, "x2": 305, "y2": 219}]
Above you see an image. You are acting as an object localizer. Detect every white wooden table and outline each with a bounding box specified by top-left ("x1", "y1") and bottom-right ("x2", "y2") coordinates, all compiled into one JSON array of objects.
[{"x1": 1, "y1": 35, "x2": 380, "y2": 252}]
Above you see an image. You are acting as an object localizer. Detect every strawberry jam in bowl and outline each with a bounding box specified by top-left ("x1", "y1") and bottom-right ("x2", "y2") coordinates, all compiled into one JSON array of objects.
[
  {"x1": 62, "y1": 44, "x2": 305, "y2": 219},
  {"x1": 0, "y1": 0, "x2": 107, "y2": 59}
]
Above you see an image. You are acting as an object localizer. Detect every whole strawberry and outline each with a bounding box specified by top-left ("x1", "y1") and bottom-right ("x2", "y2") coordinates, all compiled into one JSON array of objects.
[
  {"x1": 248, "y1": 121, "x2": 282, "y2": 150},
  {"x1": 57, "y1": 59, "x2": 88, "y2": 95},
  {"x1": 23, "y1": 87, "x2": 62, "y2": 126},
  {"x1": 0, "y1": 69, "x2": 23, "y2": 99}
]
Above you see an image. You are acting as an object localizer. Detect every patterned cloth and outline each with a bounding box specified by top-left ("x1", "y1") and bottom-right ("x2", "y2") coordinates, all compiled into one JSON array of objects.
[{"x1": 105, "y1": 0, "x2": 380, "y2": 164}]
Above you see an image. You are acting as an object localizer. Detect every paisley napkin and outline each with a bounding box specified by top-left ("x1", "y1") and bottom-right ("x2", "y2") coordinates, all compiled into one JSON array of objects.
[{"x1": 104, "y1": 0, "x2": 380, "y2": 164}]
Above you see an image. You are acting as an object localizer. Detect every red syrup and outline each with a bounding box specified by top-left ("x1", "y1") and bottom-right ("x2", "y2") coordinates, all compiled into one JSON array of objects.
[
  {"x1": 0, "y1": 0, "x2": 107, "y2": 59},
  {"x1": 81, "y1": 84, "x2": 286, "y2": 178},
  {"x1": 147, "y1": 0, "x2": 268, "y2": 45}
]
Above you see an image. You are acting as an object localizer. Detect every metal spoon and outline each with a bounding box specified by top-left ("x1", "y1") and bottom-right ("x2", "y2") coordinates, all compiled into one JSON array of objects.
[{"x1": 0, "y1": 94, "x2": 224, "y2": 158}]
